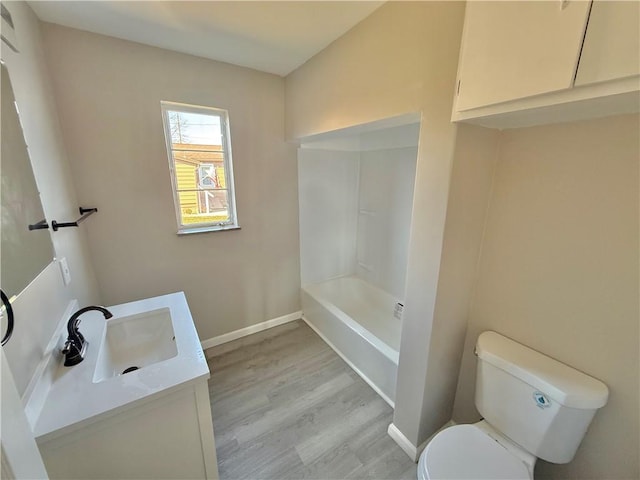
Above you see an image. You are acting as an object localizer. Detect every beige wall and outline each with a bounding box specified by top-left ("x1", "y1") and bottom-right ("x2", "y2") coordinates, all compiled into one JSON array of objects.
[
  {"x1": 287, "y1": 1, "x2": 490, "y2": 449},
  {"x1": 452, "y1": 114, "x2": 639, "y2": 479},
  {"x1": 286, "y1": 1, "x2": 429, "y2": 140},
  {"x1": 41, "y1": 24, "x2": 300, "y2": 342},
  {"x1": 421, "y1": 123, "x2": 500, "y2": 437},
  {"x1": 1, "y1": 3, "x2": 99, "y2": 395}
]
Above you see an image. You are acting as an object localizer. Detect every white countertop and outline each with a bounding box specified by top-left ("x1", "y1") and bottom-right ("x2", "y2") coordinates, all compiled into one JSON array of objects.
[{"x1": 32, "y1": 292, "x2": 209, "y2": 443}]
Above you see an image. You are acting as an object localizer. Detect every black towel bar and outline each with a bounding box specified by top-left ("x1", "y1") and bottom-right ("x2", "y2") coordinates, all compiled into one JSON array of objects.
[{"x1": 51, "y1": 207, "x2": 98, "y2": 231}]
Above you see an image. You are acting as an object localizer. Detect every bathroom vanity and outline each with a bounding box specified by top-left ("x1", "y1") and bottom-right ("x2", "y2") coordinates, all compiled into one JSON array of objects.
[{"x1": 26, "y1": 293, "x2": 218, "y2": 479}]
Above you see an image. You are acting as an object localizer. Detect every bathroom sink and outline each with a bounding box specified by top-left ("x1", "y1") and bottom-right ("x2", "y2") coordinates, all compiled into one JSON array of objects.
[{"x1": 92, "y1": 308, "x2": 178, "y2": 383}]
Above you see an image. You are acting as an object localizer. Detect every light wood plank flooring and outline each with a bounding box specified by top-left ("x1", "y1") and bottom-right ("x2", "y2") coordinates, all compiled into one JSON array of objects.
[{"x1": 206, "y1": 320, "x2": 416, "y2": 480}]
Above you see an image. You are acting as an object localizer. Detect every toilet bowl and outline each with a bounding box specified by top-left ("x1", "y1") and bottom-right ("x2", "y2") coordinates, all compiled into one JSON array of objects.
[{"x1": 417, "y1": 421, "x2": 535, "y2": 480}]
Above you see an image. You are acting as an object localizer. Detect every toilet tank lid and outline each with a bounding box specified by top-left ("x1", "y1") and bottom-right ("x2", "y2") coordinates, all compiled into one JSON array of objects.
[{"x1": 476, "y1": 331, "x2": 609, "y2": 409}]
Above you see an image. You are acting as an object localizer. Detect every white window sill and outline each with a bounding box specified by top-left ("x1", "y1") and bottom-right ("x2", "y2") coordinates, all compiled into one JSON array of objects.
[{"x1": 177, "y1": 225, "x2": 241, "y2": 236}]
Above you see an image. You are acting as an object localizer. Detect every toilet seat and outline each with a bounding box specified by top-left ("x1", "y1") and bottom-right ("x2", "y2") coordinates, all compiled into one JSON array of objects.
[{"x1": 418, "y1": 424, "x2": 531, "y2": 480}]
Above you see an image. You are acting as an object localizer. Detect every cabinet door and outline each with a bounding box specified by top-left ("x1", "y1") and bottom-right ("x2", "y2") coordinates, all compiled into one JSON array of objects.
[
  {"x1": 575, "y1": 1, "x2": 640, "y2": 86},
  {"x1": 455, "y1": 1, "x2": 591, "y2": 111}
]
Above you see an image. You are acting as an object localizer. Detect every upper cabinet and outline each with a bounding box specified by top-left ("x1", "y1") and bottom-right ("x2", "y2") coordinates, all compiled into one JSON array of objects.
[
  {"x1": 575, "y1": 1, "x2": 640, "y2": 86},
  {"x1": 456, "y1": 1, "x2": 590, "y2": 111},
  {"x1": 453, "y1": 1, "x2": 640, "y2": 129}
]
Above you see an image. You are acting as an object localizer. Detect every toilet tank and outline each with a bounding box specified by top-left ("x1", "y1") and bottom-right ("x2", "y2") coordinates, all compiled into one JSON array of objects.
[{"x1": 474, "y1": 331, "x2": 608, "y2": 464}]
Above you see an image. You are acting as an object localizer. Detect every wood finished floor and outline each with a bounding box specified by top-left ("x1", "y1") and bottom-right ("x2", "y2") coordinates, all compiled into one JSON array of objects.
[{"x1": 205, "y1": 320, "x2": 416, "y2": 480}]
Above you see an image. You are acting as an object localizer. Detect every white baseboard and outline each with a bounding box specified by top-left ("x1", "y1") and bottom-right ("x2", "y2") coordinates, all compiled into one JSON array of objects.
[
  {"x1": 200, "y1": 311, "x2": 302, "y2": 350},
  {"x1": 388, "y1": 423, "x2": 420, "y2": 461},
  {"x1": 388, "y1": 419, "x2": 456, "y2": 462},
  {"x1": 302, "y1": 315, "x2": 395, "y2": 409}
]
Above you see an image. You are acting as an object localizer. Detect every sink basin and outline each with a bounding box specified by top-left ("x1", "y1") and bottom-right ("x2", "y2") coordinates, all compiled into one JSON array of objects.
[{"x1": 93, "y1": 308, "x2": 178, "y2": 383}]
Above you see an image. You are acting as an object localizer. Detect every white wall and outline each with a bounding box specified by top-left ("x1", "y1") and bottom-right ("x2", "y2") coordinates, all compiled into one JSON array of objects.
[
  {"x1": 40, "y1": 23, "x2": 300, "y2": 342},
  {"x1": 1, "y1": 2, "x2": 99, "y2": 396},
  {"x1": 453, "y1": 114, "x2": 639, "y2": 480},
  {"x1": 298, "y1": 149, "x2": 359, "y2": 286},
  {"x1": 356, "y1": 146, "x2": 416, "y2": 299}
]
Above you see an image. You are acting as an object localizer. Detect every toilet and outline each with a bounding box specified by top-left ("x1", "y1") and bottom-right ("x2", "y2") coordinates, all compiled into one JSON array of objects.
[{"x1": 418, "y1": 331, "x2": 609, "y2": 480}]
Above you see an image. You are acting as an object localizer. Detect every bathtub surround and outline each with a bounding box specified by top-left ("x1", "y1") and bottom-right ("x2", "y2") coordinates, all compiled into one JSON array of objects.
[
  {"x1": 297, "y1": 148, "x2": 360, "y2": 286},
  {"x1": 297, "y1": 119, "x2": 419, "y2": 294},
  {"x1": 297, "y1": 119, "x2": 419, "y2": 298},
  {"x1": 356, "y1": 145, "x2": 417, "y2": 299},
  {"x1": 452, "y1": 114, "x2": 639, "y2": 480},
  {"x1": 40, "y1": 23, "x2": 300, "y2": 343}
]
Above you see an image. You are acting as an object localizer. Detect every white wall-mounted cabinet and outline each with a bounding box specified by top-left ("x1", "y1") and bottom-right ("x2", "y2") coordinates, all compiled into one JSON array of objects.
[
  {"x1": 575, "y1": 1, "x2": 640, "y2": 86},
  {"x1": 453, "y1": 0, "x2": 640, "y2": 129},
  {"x1": 455, "y1": 1, "x2": 590, "y2": 112}
]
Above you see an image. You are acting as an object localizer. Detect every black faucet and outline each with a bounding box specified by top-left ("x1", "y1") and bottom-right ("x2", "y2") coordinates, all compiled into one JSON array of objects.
[{"x1": 61, "y1": 306, "x2": 113, "y2": 367}]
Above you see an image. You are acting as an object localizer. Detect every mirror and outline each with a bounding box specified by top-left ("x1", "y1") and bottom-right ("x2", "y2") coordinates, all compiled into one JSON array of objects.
[{"x1": 1, "y1": 63, "x2": 55, "y2": 296}]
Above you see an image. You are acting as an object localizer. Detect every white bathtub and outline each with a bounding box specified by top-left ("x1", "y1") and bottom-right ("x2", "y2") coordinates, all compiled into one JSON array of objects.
[{"x1": 301, "y1": 276, "x2": 401, "y2": 406}]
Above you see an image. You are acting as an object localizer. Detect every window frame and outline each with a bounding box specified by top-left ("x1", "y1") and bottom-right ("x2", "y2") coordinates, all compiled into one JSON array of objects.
[{"x1": 160, "y1": 101, "x2": 239, "y2": 234}]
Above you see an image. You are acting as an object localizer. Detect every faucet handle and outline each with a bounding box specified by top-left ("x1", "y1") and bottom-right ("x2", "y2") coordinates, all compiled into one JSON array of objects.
[
  {"x1": 61, "y1": 338, "x2": 88, "y2": 367},
  {"x1": 62, "y1": 339, "x2": 82, "y2": 356},
  {"x1": 61, "y1": 340, "x2": 74, "y2": 355}
]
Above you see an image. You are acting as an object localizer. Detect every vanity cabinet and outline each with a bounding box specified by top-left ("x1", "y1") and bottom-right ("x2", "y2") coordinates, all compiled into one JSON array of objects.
[
  {"x1": 38, "y1": 380, "x2": 218, "y2": 479},
  {"x1": 453, "y1": 0, "x2": 640, "y2": 128}
]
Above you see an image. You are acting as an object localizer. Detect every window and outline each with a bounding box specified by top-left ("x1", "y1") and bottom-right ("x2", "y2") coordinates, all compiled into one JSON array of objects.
[{"x1": 161, "y1": 102, "x2": 238, "y2": 234}]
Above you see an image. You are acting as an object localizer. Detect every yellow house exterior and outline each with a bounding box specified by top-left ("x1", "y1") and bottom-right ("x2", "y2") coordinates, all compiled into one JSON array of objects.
[{"x1": 172, "y1": 143, "x2": 227, "y2": 224}]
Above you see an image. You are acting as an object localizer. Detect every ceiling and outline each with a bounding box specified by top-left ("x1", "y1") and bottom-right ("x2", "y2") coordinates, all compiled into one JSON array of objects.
[{"x1": 29, "y1": 1, "x2": 384, "y2": 76}]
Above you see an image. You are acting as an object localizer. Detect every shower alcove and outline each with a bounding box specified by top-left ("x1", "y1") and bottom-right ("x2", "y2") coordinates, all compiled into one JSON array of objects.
[{"x1": 297, "y1": 114, "x2": 421, "y2": 406}]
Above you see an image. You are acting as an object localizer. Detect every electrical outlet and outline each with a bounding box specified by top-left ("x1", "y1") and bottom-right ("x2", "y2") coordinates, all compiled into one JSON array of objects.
[{"x1": 59, "y1": 257, "x2": 71, "y2": 286}]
